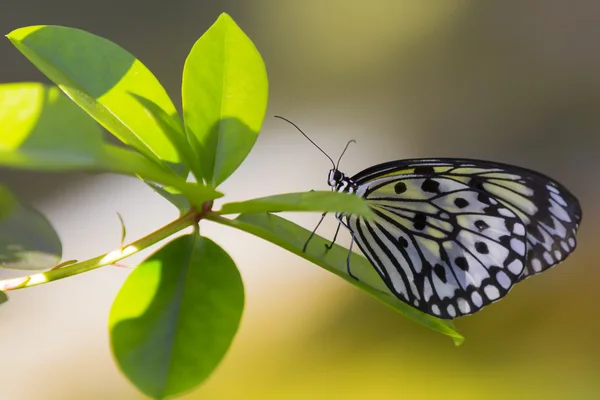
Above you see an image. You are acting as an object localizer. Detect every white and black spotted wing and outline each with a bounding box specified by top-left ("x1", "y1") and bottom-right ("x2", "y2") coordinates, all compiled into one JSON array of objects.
[
  {"x1": 345, "y1": 175, "x2": 527, "y2": 318},
  {"x1": 429, "y1": 161, "x2": 581, "y2": 279},
  {"x1": 330, "y1": 158, "x2": 581, "y2": 319}
]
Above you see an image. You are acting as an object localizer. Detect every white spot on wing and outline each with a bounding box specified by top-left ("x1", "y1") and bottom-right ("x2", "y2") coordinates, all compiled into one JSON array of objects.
[
  {"x1": 447, "y1": 304, "x2": 456, "y2": 317},
  {"x1": 531, "y1": 258, "x2": 543, "y2": 272},
  {"x1": 510, "y1": 238, "x2": 525, "y2": 256},
  {"x1": 457, "y1": 298, "x2": 471, "y2": 314},
  {"x1": 551, "y1": 192, "x2": 567, "y2": 207},
  {"x1": 507, "y1": 259, "x2": 523, "y2": 275},
  {"x1": 513, "y1": 223, "x2": 525, "y2": 236},
  {"x1": 496, "y1": 271, "x2": 512, "y2": 289},
  {"x1": 554, "y1": 250, "x2": 562, "y2": 260},
  {"x1": 547, "y1": 184, "x2": 560, "y2": 194},
  {"x1": 549, "y1": 198, "x2": 571, "y2": 222},
  {"x1": 484, "y1": 285, "x2": 500, "y2": 300},
  {"x1": 422, "y1": 277, "x2": 433, "y2": 301},
  {"x1": 471, "y1": 292, "x2": 483, "y2": 307}
]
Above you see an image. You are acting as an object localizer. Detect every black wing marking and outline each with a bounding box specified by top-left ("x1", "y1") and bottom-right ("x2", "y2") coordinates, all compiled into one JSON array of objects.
[
  {"x1": 345, "y1": 176, "x2": 527, "y2": 319},
  {"x1": 352, "y1": 158, "x2": 582, "y2": 281}
]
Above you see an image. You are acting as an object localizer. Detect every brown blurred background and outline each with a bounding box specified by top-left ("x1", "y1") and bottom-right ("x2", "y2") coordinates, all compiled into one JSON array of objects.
[{"x1": 1, "y1": 1, "x2": 599, "y2": 399}]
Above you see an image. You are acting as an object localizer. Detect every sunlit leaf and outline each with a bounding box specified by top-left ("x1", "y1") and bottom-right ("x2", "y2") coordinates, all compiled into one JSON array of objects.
[
  {"x1": 0, "y1": 82, "x2": 104, "y2": 170},
  {"x1": 109, "y1": 234, "x2": 245, "y2": 398},
  {"x1": 7, "y1": 25, "x2": 184, "y2": 165},
  {"x1": 130, "y1": 94, "x2": 200, "y2": 180},
  {"x1": 217, "y1": 191, "x2": 374, "y2": 219},
  {"x1": 211, "y1": 213, "x2": 464, "y2": 345},
  {"x1": 0, "y1": 185, "x2": 61, "y2": 270},
  {"x1": 0, "y1": 83, "x2": 211, "y2": 207},
  {"x1": 182, "y1": 13, "x2": 268, "y2": 186}
]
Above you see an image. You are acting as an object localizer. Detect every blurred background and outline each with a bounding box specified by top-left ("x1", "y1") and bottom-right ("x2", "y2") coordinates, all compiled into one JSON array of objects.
[{"x1": 1, "y1": 1, "x2": 599, "y2": 399}]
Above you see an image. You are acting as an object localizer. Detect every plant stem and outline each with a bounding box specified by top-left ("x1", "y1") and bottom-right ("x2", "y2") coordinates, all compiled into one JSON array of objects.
[{"x1": 0, "y1": 211, "x2": 197, "y2": 291}]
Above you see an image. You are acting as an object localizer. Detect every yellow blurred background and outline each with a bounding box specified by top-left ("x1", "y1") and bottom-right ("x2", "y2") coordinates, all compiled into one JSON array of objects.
[{"x1": 1, "y1": 1, "x2": 599, "y2": 399}]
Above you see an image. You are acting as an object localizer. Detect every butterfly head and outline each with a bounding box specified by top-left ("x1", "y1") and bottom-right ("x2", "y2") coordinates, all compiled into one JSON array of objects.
[
  {"x1": 328, "y1": 169, "x2": 344, "y2": 187},
  {"x1": 328, "y1": 169, "x2": 356, "y2": 193}
]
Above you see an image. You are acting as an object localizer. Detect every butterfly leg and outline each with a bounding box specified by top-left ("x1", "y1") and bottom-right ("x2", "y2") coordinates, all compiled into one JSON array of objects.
[
  {"x1": 325, "y1": 222, "x2": 342, "y2": 250},
  {"x1": 303, "y1": 212, "x2": 327, "y2": 252},
  {"x1": 346, "y1": 237, "x2": 359, "y2": 281}
]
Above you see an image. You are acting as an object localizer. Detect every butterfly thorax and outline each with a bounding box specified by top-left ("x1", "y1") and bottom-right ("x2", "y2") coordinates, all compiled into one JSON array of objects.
[{"x1": 328, "y1": 169, "x2": 357, "y2": 194}]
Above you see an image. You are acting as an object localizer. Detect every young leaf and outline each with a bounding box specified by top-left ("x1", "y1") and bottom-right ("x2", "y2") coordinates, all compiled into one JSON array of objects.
[
  {"x1": 0, "y1": 185, "x2": 62, "y2": 270},
  {"x1": 143, "y1": 181, "x2": 191, "y2": 215},
  {"x1": 182, "y1": 13, "x2": 268, "y2": 187},
  {"x1": 0, "y1": 82, "x2": 104, "y2": 170},
  {"x1": 109, "y1": 234, "x2": 245, "y2": 399},
  {"x1": 7, "y1": 25, "x2": 184, "y2": 166},
  {"x1": 217, "y1": 191, "x2": 374, "y2": 218},
  {"x1": 210, "y1": 213, "x2": 464, "y2": 345},
  {"x1": 130, "y1": 94, "x2": 201, "y2": 181}
]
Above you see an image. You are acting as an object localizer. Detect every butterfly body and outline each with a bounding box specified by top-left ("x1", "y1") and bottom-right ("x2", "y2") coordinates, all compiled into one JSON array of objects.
[{"x1": 327, "y1": 158, "x2": 582, "y2": 319}]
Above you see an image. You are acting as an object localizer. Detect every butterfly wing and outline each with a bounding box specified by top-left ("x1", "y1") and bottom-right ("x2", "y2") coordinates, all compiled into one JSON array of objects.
[
  {"x1": 344, "y1": 174, "x2": 527, "y2": 318},
  {"x1": 351, "y1": 158, "x2": 582, "y2": 281}
]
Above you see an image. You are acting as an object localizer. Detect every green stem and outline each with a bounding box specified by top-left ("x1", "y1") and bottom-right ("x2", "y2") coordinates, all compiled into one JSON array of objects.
[{"x1": 0, "y1": 211, "x2": 197, "y2": 291}]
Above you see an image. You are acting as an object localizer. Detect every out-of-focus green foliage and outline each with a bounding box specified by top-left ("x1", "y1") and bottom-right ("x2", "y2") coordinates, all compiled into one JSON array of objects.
[{"x1": 0, "y1": 185, "x2": 61, "y2": 270}]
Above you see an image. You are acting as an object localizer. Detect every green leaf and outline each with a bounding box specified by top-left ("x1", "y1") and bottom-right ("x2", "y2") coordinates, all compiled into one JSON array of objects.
[
  {"x1": 0, "y1": 185, "x2": 17, "y2": 220},
  {"x1": 217, "y1": 191, "x2": 374, "y2": 218},
  {"x1": 0, "y1": 185, "x2": 62, "y2": 270},
  {"x1": 130, "y1": 94, "x2": 200, "y2": 181},
  {"x1": 97, "y1": 145, "x2": 223, "y2": 207},
  {"x1": 182, "y1": 13, "x2": 268, "y2": 187},
  {"x1": 7, "y1": 25, "x2": 184, "y2": 165},
  {"x1": 143, "y1": 181, "x2": 191, "y2": 215},
  {"x1": 212, "y1": 213, "x2": 464, "y2": 345},
  {"x1": 109, "y1": 234, "x2": 245, "y2": 399},
  {"x1": 0, "y1": 83, "x2": 212, "y2": 206},
  {"x1": 0, "y1": 290, "x2": 7, "y2": 305},
  {"x1": 0, "y1": 82, "x2": 105, "y2": 170}
]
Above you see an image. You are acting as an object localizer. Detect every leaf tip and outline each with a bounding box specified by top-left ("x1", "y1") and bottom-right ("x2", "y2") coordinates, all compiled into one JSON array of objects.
[
  {"x1": 452, "y1": 334, "x2": 465, "y2": 346},
  {"x1": 5, "y1": 25, "x2": 45, "y2": 42}
]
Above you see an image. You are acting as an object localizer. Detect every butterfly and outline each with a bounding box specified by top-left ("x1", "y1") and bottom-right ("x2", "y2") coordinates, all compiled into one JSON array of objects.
[{"x1": 275, "y1": 116, "x2": 583, "y2": 319}]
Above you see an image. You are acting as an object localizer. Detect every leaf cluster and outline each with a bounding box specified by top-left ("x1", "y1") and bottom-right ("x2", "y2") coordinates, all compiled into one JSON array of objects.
[{"x1": 0, "y1": 13, "x2": 462, "y2": 399}]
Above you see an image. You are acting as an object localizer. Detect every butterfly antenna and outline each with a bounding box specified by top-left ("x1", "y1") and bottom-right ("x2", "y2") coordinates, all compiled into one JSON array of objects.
[
  {"x1": 274, "y1": 115, "x2": 335, "y2": 169},
  {"x1": 336, "y1": 139, "x2": 356, "y2": 170}
]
